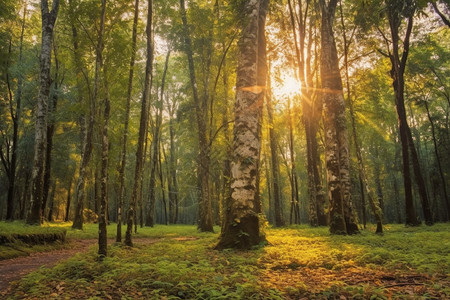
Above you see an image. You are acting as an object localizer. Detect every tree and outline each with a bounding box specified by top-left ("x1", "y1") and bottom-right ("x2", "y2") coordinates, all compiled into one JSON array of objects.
[
  {"x1": 384, "y1": 0, "x2": 433, "y2": 225},
  {"x1": 116, "y1": 0, "x2": 139, "y2": 242},
  {"x1": 0, "y1": 4, "x2": 26, "y2": 221},
  {"x1": 179, "y1": 0, "x2": 214, "y2": 232},
  {"x1": 125, "y1": 0, "x2": 154, "y2": 247},
  {"x1": 41, "y1": 39, "x2": 61, "y2": 222},
  {"x1": 71, "y1": 0, "x2": 97, "y2": 230},
  {"x1": 287, "y1": 0, "x2": 327, "y2": 227},
  {"x1": 319, "y1": 0, "x2": 358, "y2": 235},
  {"x1": 266, "y1": 69, "x2": 285, "y2": 227},
  {"x1": 216, "y1": 0, "x2": 269, "y2": 249},
  {"x1": 26, "y1": 0, "x2": 59, "y2": 225},
  {"x1": 97, "y1": 0, "x2": 108, "y2": 259},
  {"x1": 338, "y1": 1, "x2": 383, "y2": 233},
  {"x1": 287, "y1": 98, "x2": 301, "y2": 224},
  {"x1": 431, "y1": 1, "x2": 450, "y2": 27}
]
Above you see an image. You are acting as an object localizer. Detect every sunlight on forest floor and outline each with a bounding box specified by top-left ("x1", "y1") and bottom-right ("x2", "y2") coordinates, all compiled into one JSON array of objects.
[{"x1": 2, "y1": 223, "x2": 449, "y2": 299}]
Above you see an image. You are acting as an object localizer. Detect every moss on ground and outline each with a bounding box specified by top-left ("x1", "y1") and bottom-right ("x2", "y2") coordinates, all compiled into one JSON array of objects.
[
  {"x1": 2, "y1": 223, "x2": 450, "y2": 299},
  {"x1": 0, "y1": 221, "x2": 67, "y2": 260}
]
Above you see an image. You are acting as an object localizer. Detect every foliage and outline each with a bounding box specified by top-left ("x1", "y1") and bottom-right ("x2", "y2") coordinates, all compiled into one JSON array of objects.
[{"x1": 4, "y1": 224, "x2": 450, "y2": 299}]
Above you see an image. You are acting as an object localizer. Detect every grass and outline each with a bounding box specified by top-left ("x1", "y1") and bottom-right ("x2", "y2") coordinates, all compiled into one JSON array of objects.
[
  {"x1": 2, "y1": 222, "x2": 450, "y2": 299},
  {"x1": 0, "y1": 221, "x2": 68, "y2": 260},
  {"x1": 0, "y1": 221, "x2": 204, "y2": 259}
]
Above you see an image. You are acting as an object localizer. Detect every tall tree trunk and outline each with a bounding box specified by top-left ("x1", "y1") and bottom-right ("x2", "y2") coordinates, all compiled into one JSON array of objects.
[
  {"x1": 424, "y1": 101, "x2": 450, "y2": 219},
  {"x1": 320, "y1": 0, "x2": 358, "y2": 235},
  {"x1": 386, "y1": 3, "x2": 428, "y2": 226},
  {"x1": 220, "y1": 41, "x2": 232, "y2": 231},
  {"x1": 71, "y1": 0, "x2": 96, "y2": 230},
  {"x1": 27, "y1": 0, "x2": 59, "y2": 225},
  {"x1": 287, "y1": 98, "x2": 301, "y2": 224},
  {"x1": 20, "y1": 171, "x2": 31, "y2": 219},
  {"x1": 97, "y1": 0, "x2": 108, "y2": 258},
  {"x1": 139, "y1": 132, "x2": 150, "y2": 230},
  {"x1": 125, "y1": 0, "x2": 153, "y2": 247},
  {"x1": 47, "y1": 180, "x2": 56, "y2": 221},
  {"x1": 406, "y1": 128, "x2": 433, "y2": 225},
  {"x1": 41, "y1": 39, "x2": 59, "y2": 222},
  {"x1": 339, "y1": 2, "x2": 382, "y2": 233},
  {"x1": 146, "y1": 126, "x2": 159, "y2": 227},
  {"x1": 116, "y1": 0, "x2": 139, "y2": 242},
  {"x1": 65, "y1": 178, "x2": 72, "y2": 222},
  {"x1": 167, "y1": 94, "x2": 178, "y2": 224},
  {"x1": 4, "y1": 6, "x2": 26, "y2": 221},
  {"x1": 158, "y1": 143, "x2": 168, "y2": 225},
  {"x1": 266, "y1": 72, "x2": 285, "y2": 227},
  {"x1": 147, "y1": 79, "x2": 165, "y2": 227},
  {"x1": 216, "y1": 0, "x2": 269, "y2": 250},
  {"x1": 358, "y1": 177, "x2": 367, "y2": 228},
  {"x1": 287, "y1": 0, "x2": 326, "y2": 226},
  {"x1": 179, "y1": 0, "x2": 214, "y2": 232}
]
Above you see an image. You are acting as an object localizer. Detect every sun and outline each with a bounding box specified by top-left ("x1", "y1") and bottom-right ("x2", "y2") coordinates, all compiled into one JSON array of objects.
[
  {"x1": 281, "y1": 75, "x2": 302, "y2": 97},
  {"x1": 272, "y1": 72, "x2": 302, "y2": 103}
]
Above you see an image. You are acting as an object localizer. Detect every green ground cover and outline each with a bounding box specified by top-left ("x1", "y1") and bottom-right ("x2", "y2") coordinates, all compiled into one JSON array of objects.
[
  {"x1": 3, "y1": 223, "x2": 450, "y2": 299},
  {"x1": 0, "y1": 221, "x2": 67, "y2": 260}
]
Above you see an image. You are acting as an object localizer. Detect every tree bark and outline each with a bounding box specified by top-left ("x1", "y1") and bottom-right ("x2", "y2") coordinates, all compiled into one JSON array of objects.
[
  {"x1": 97, "y1": 0, "x2": 108, "y2": 258},
  {"x1": 41, "y1": 39, "x2": 60, "y2": 223},
  {"x1": 167, "y1": 89, "x2": 179, "y2": 224},
  {"x1": 65, "y1": 178, "x2": 72, "y2": 222},
  {"x1": 116, "y1": 0, "x2": 139, "y2": 242},
  {"x1": 216, "y1": 0, "x2": 269, "y2": 250},
  {"x1": 180, "y1": 0, "x2": 214, "y2": 232},
  {"x1": 4, "y1": 6, "x2": 26, "y2": 221},
  {"x1": 146, "y1": 123, "x2": 159, "y2": 227},
  {"x1": 424, "y1": 101, "x2": 450, "y2": 219},
  {"x1": 71, "y1": 0, "x2": 96, "y2": 230},
  {"x1": 27, "y1": 0, "x2": 59, "y2": 225},
  {"x1": 47, "y1": 180, "x2": 56, "y2": 221},
  {"x1": 339, "y1": 2, "x2": 382, "y2": 233},
  {"x1": 386, "y1": 2, "x2": 430, "y2": 225},
  {"x1": 125, "y1": 0, "x2": 153, "y2": 247},
  {"x1": 320, "y1": 0, "x2": 358, "y2": 235},
  {"x1": 266, "y1": 72, "x2": 285, "y2": 227},
  {"x1": 145, "y1": 69, "x2": 160, "y2": 228},
  {"x1": 287, "y1": 98, "x2": 301, "y2": 224},
  {"x1": 220, "y1": 41, "x2": 232, "y2": 230}
]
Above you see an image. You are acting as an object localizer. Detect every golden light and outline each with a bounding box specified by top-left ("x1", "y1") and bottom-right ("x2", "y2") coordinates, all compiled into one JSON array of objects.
[
  {"x1": 280, "y1": 75, "x2": 302, "y2": 97},
  {"x1": 272, "y1": 72, "x2": 302, "y2": 104}
]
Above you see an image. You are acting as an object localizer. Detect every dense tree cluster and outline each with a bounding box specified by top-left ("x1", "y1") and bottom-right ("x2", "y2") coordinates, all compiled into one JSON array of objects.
[{"x1": 0, "y1": 0, "x2": 449, "y2": 251}]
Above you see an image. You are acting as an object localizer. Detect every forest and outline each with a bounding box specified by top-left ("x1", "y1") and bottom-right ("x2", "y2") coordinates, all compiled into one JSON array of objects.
[{"x1": 0, "y1": 0, "x2": 449, "y2": 298}]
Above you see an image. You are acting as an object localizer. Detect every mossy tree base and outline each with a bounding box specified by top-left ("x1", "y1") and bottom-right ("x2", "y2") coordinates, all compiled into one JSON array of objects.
[{"x1": 215, "y1": 214, "x2": 265, "y2": 250}]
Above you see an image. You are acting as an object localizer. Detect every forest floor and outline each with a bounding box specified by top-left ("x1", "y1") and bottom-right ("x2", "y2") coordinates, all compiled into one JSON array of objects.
[
  {"x1": 0, "y1": 222, "x2": 449, "y2": 299},
  {"x1": 0, "y1": 239, "x2": 97, "y2": 293},
  {"x1": 0, "y1": 237, "x2": 159, "y2": 296}
]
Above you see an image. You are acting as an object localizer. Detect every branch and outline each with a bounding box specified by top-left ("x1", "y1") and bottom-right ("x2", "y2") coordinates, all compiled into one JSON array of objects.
[
  {"x1": 347, "y1": 50, "x2": 376, "y2": 64},
  {"x1": 376, "y1": 48, "x2": 390, "y2": 58},
  {"x1": 432, "y1": 2, "x2": 450, "y2": 27},
  {"x1": 77, "y1": 18, "x2": 96, "y2": 49},
  {"x1": 213, "y1": 32, "x2": 237, "y2": 92},
  {"x1": 399, "y1": 14, "x2": 414, "y2": 75},
  {"x1": 208, "y1": 120, "x2": 234, "y2": 149}
]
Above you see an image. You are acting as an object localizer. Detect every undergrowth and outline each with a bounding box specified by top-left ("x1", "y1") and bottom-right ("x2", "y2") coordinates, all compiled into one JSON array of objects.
[{"x1": 3, "y1": 223, "x2": 450, "y2": 299}]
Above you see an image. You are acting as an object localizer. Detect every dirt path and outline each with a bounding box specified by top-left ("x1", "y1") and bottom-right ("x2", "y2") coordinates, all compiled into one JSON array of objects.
[{"x1": 0, "y1": 238, "x2": 158, "y2": 295}]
